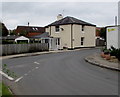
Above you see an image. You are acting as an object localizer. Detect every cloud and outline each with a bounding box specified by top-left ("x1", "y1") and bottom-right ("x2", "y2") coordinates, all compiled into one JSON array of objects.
[{"x1": 2, "y1": 2, "x2": 118, "y2": 29}]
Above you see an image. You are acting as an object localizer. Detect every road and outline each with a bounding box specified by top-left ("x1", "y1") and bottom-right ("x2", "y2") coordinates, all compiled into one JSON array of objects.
[{"x1": 2, "y1": 48, "x2": 119, "y2": 95}]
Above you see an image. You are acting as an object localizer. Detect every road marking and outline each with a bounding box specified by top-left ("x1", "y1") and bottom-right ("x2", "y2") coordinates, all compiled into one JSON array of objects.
[
  {"x1": 0, "y1": 71, "x2": 14, "y2": 81},
  {"x1": 34, "y1": 62, "x2": 40, "y2": 64},
  {"x1": 35, "y1": 67, "x2": 39, "y2": 69},
  {"x1": 15, "y1": 76, "x2": 23, "y2": 82},
  {"x1": 24, "y1": 73, "x2": 28, "y2": 76},
  {"x1": 14, "y1": 66, "x2": 39, "y2": 82}
]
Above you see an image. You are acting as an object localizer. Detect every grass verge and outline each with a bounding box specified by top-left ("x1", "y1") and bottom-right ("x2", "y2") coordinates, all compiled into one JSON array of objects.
[{"x1": 0, "y1": 82, "x2": 14, "y2": 97}]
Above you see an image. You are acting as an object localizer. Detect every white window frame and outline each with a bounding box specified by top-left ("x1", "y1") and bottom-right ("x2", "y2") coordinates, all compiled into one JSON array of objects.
[
  {"x1": 81, "y1": 25, "x2": 85, "y2": 33},
  {"x1": 55, "y1": 26, "x2": 60, "y2": 33},
  {"x1": 81, "y1": 37, "x2": 84, "y2": 46}
]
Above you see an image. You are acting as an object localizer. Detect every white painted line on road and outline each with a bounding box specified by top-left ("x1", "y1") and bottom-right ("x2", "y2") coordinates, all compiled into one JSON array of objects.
[
  {"x1": 0, "y1": 71, "x2": 14, "y2": 81},
  {"x1": 15, "y1": 76, "x2": 23, "y2": 82},
  {"x1": 35, "y1": 67, "x2": 39, "y2": 69},
  {"x1": 24, "y1": 73, "x2": 28, "y2": 76},
  {"x1": 34, "y1": 62, "x2": 40, "y2": 64}
]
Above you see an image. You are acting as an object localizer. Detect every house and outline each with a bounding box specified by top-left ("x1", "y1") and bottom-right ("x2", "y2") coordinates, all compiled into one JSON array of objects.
[
  {"x1": 15, "y1": 26, "x2": 45, "y2": 37},
  {"x1": 15, "y1": 36, "x2": 29, "y2": 43},
  {"x1": 106, "y1": 25, "x2": 119, "y2": 49},
  {"x1": 30, "y1": 32, "x2": 59, "y2": 50},
  {"x1": 2, "y1": 35, "x2": 29, "y2": 43},
  {"x1": 45, "y1": 14, "x2": 96, "y2": 49},
  {"x1": 2, "y1": 35, "x2": 19, "y2": 43},
  {"x1": 29, "y1": 32, "x2": 49, "y2": 43}
]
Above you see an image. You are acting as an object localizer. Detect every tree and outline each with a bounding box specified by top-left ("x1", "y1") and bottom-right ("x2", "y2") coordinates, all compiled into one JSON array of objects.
[
  {"x1": 99, "y1": 27, "x2": 106, "y2": 41},
  {"x1": 9, "y1": 29, "x2": 16, "y2": 35},
  {"x1": 0, "y1": 22, "x2": 9, "y2": 36}
]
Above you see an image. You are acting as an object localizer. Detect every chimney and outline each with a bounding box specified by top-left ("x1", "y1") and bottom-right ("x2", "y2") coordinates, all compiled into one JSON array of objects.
[{"x1": 57, "y1": 14, "x2": 63, "y2": 21}]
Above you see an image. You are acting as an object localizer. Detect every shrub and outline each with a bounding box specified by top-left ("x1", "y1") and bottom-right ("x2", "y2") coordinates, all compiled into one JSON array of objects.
[
  {"x1": 101, "y1": 47, "x2": 107, "y2": 52},
  {"x1": 116, "y1": 48, "x2": 120, "y2": 61},
  {"x1": 104, "y1": 49, "x2": 110, "y2": 54},
  {"x1": 109, "y1": 46, "x2": 120, "y2": 61}
]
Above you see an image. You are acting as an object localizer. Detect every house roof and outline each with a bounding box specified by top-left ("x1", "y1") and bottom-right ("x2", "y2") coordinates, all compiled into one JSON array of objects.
[
  {"x1": 30, "y1": 32, "x2": 49, "y2": 38},
  {"x1": 106, "y1": 25, "x2": 120, "y2": 28},
  {"x1": 15, "y1": 26, "x2": 45, "y2": 34},
  {"x1": 2, "y1": 35, "x2": 19, "y2": 40},
  {"x1": 15, "y1": 36, "x2": 29, "y2": 42},
  {"x1": 46, "y1": 16, "x2": 96, "y2": 27},
  {"x1": 27, "y1": 33, "x2": 43, "y2": 37}
]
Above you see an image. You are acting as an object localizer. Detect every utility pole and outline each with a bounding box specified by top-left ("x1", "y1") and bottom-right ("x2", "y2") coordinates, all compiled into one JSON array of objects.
[
  {"x1": 115, "y1": 16, "x2": 117, "y2": 26},
  {"x1": 28, "y1": 22, "x2": 29, "y2": 26}
]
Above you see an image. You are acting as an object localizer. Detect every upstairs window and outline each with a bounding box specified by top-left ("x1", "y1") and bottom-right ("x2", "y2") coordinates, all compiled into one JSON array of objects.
[
  {"x1": 82, "y1": 25, "x2": 84, "y2": 31},
  {"x1": 55, "y1": 26, "x2": 59, "y2": 32},
  {"x1": 81, "y1": 37, "x2": 84, "y2": 45}
]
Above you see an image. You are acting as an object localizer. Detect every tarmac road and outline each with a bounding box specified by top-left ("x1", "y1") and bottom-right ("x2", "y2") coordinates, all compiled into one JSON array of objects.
[{"x1": 2, "y1": 48, "x2": 119, "y2": 95}]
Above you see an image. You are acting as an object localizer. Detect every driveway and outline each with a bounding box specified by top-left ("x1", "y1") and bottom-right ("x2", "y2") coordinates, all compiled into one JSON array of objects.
[{"x1": 2, "y1": 48, "x2": 119, "y2": 95}]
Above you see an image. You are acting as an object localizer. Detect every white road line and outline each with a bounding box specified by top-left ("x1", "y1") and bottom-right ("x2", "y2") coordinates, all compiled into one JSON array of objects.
[
  {"x1": 15, "y1": 76, "x2": 23, "y2": 82},
  {"x1": 34, "y1": 62, "x2": 40, "y2": 64},
  {"x1": 0, "y1": 71, "x2": 14, "y2": 81},
  {"x1": 24, "y1": 73, "x2": 28, "y2": 76},
  {"x1": 35, "y1": 67, "x2": 39, "y2": 69},
  {"x1": 14, "y1": 66, "x2": 39, "y2": 82}
]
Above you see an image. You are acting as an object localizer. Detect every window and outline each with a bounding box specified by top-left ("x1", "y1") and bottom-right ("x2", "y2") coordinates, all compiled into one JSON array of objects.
[
  {"x1": 55, "y1": 26, "x2": 59, "y2": 32},
  {"x1": 45, "y1": 39, "x2": 49, "y2": 43},
  {"x1": 82, "y1": 25, "x2": 84, "y2": 31},
  {"x1": 32, "y1": 28, "x2": 35, "y2": 30},
  {"x1": 57, "y1": 38, "x2": 60, "y2": 45},
  {"x1": 35, "y1": 28, "x2": 38, "y2": 30},
  {"x1": 81, "y1": 37, "x2": 84, "y2": 45},
  {"x1": 56, "y1": 38, "x2": 60, "y2": 45}
]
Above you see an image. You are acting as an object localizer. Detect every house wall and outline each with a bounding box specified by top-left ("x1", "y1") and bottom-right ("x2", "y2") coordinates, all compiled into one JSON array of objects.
[
  {"x1": 73, "y1": 24, "x2": 96, "y2": 48},
  {"x1": 46, "y1": 24, "x2": 96, "y2": 49},
  {"x1": 46, "y1": 25, "x2": 71, "y2": 49},
  {"x1": 107, "y1": 26, "x2": 118, "y2": 49}
]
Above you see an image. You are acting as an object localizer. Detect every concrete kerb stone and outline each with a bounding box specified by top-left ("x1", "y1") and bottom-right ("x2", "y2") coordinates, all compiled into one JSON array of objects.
[
  {"x1": 85, "y1": 57, "x2": 120, "y2": 72},
  {"x1": 0, "y1": 71, "x2": 14, "y2": 81}
]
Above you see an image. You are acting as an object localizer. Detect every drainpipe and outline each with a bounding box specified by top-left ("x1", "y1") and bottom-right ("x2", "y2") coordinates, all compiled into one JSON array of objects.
[
  {"x1": 50, "y1": 26, "x2": 51, "y2": 36},
  {"x1": 71, "y1": 24, "x2": 73, "y2": 49}
]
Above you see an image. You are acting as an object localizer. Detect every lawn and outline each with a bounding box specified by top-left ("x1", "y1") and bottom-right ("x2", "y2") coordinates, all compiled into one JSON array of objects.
[{"x1": 0, "y1": 82, "x2": 13, "y2": 97}]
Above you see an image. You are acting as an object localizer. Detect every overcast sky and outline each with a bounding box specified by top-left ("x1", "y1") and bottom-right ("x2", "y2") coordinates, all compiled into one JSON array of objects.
[{"x1": 1, "y1": 2, "x2": 119, "y2": 30}]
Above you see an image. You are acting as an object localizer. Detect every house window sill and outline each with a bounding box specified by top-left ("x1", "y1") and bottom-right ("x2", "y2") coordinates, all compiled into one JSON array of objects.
[
  {"x1": 55, "y1": 32, "x2": 60, "y2": 33},
  {"x1": 82, "y1": 31, "x2": 85, "y2": 33}
]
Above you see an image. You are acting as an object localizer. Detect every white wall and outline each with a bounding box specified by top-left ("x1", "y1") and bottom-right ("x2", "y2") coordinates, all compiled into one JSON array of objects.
[
  {"x1": 107, "y1": 26, "x2": 118, "y2": 49},
  {"x1": 73, "y1": 24, "x2": 95, "y2": 48}
]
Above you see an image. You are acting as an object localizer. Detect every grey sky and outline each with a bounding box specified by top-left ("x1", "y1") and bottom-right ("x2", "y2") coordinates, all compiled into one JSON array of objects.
[{"x1": 2, "y1": 2, "x2": 118, "y2": 30}]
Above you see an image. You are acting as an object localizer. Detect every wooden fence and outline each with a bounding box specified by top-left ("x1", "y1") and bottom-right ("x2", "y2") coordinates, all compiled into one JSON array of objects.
[{"x1": 0, "y1": 43, "x2": 49, "y2": 56}]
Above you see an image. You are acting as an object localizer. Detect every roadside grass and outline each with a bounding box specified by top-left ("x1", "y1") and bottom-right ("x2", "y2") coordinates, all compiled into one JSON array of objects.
[{"x1": 0, "y1": 82, "x2": 14, "y2": 97}]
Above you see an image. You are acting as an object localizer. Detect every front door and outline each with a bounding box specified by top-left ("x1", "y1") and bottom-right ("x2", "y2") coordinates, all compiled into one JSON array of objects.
[{"x1": 56, "y1": 38, "x2": 60, "y2": 50}]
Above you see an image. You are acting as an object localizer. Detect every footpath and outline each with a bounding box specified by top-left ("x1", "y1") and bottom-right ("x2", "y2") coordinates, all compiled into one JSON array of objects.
[{"x1": 85, "y1": 53, "x2": 120, "y2": 71}]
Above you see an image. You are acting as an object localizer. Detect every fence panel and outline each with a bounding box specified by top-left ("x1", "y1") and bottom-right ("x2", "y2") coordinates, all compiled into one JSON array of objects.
[{"x1": 1, "y1": 43, "x2": 49, "y2": 56}]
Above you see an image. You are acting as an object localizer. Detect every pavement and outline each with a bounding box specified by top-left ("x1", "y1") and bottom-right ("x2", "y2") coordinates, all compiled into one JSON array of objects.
[{"x1": 85, "y1": 53, "x2": 120, "y2": 71}]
